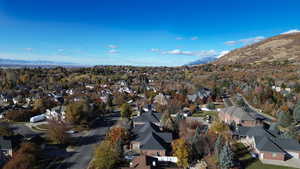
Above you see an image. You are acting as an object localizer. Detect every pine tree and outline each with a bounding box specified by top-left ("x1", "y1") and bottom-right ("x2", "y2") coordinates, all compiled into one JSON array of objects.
[
  {"x1": 219, "y1": 142, "x2": 234, "y2": 169},
  {"x1": 214, "y1": 135, "x2": 223, "y2": 159}
]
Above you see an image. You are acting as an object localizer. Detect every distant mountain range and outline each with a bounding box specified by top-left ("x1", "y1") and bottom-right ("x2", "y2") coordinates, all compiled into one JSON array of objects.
[
  {"x1": 0, "y1": 58, "x2": 76, "y2": 66},
  {"x1": 215, "y1": 32, "x2": 300, "y2": 64},
  {"x1": 186, "y1": 56, "x2": 218, "y2": 66}
]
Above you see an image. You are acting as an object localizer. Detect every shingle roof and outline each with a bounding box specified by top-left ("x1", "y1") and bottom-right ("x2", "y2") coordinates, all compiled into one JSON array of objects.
[
  {"x1": 273, "y1": 138, "x2": 300, "y2": 151},
  {"x1": 236, "y1": 126, "x2": 300, "y2": 153},
  {"x1": 133, "y1": 122, "x2": 172, "y2": 143},
  {"x1": 255, "y1": 137, "x2": 284, "y2": 153},
  {"x1": 221, "y1": 106, "x2": 254, "y2": 121},
  {"x1": 133, "y1": 111, "x2": 162, "y2": 124},
  {"x1": 0, "y1": 136, "x2": 12, "y2": 150},
  {"x1": 140, "y1": 132, "x2": 168, "y2": 150}
]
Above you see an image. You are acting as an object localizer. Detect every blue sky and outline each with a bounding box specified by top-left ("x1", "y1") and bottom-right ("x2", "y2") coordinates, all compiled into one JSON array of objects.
[{"x1": 0, "y1": 0, "x2": 300, "y2": 66}]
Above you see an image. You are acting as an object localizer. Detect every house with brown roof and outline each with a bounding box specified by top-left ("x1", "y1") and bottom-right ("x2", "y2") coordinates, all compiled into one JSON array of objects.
[{"x1": 219, "y1": 106, "x2": 262, "y2": 126}]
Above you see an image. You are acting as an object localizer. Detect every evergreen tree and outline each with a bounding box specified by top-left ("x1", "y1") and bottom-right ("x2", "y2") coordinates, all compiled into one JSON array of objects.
[
  {"x1": 278, "y1": 111, "x2": 293, "y2": 128},
  {"x1": 214, "y1": 135, "x2": 223, "y2": 159},
  {"x1": 219, "y1": 142, "x2": 234, "y2": 169},
  {"x1": 293, "y1": 102, "x2": 300, "y2": 122}
]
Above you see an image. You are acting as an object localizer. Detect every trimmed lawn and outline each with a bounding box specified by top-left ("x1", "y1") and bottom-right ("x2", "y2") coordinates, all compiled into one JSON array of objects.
[
  {"x1": 192, "y1": 110, "x2": 218, "y2": 118},
  {"x1": 246, "y1": 160, "x2": 297, "y2": 169},
  {"x1": 234, "y1": 143, "x2": 296, "y2": 169}
]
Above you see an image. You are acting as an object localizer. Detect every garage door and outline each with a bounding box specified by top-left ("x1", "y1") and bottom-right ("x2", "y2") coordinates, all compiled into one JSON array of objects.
[{"x1": 288, "y1": 151, "x2": 299, "y2": 159}]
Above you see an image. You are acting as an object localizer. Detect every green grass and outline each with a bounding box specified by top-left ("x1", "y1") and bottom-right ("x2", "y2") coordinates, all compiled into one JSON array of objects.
[
  {"x1": 246, "y1": 160, "x2": 297, "y2": 169},
  {"x1": 234, "y1": 143, "x2": 296, "y2": 169},
  {"x1": 192, "y1": 110, "x2": 218, "y2": 118}
]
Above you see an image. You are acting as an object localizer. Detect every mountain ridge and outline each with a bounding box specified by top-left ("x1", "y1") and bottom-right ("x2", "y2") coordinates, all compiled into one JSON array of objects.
[{"x1": 215, "y1": 32, "x2": 300, "y2": 64}]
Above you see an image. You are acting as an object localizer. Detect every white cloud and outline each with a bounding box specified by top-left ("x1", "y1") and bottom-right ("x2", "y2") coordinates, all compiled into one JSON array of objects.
[
  {"x1": 217, "y1": 50, "x2": 230, "y2": 58},
  {"x1": 24, "y1": 48, "x2": 33, "y2": 52},
  {"x1": 224, "y1": 41, "x2": 238, "y2": 45},
  {"x1": 175, "y1": 37, "x2": 184, "y2": 40},
  {"x1": 108, "y1": 44, "x2": 118, "y2": 49},
  {"x1": 191, "y1": 36, "x2": 199, "y2": 40},
  {"x1": 57, "y1": 49, "x2": 65, "y2": 52},
  {"x1": 281, "y1": 29, "x2": 300, "y2": 35},
  {"x1": 159, "y1": 49, "x2": 220, "y2": 58},
  {"x1": 162, "y1": 49, "x2": 193, "y2": 55},
  {"x1": 151, "y1": 48, "x2": 161, "y2": 52},
  {"x1": 108, "y1": 49, "x2": 119, "y2": 54},
  {"x1": 225, "y1": 36, "x2": 265, "y2": 46}
]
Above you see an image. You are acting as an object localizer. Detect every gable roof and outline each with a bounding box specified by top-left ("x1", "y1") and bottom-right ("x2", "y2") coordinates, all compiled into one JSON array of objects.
[
  {"x1": 133, "y1": 122, "x2": 172, "y2": 143},
  {"x1": 0, "y1": 136, "x2": 12, "y2": 150},
  {"x1": 133, "y1": 111, "x2": 162, "y2": 124},
  {"x1": 221, "y1": 106, "x2": 254, "y2": 121},
  {"x1": 140, "y1": 132, "x2": 169, "y2": 150},
  {"x1": 236, "y1": 126, "x2": 300, "y2": 153}
]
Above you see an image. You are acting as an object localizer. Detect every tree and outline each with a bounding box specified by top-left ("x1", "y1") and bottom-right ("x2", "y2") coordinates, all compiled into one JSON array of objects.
[
  {"x1": 206, "y1": 102, "x2": 215, "y2": 110},
  {"x1": 65, "y1": 101, "x2": 92, "y2": 124},
  {"x1": 106, "y1": 127, "x2": 128, "y2": 145},
  {"x1": 210, "y1": 121, "x2": 230, "y2": 137},
  {"x1": 293, "y1": 102, "x2": 300, "y2": 122},
  {"x1": 172, "y1": 138, "x2": 190, "y2": 168},
  {"x1": 278, "y1": 111, "x2": 293, "y2": 128},
  {"x1": 0, "y1": 123, "x2": 13, "y2": 136},
  {"x1": 214, "y1": 135, "x2": 223, "y2": 159},
  {"x1": 120, "y1": 103, "x2": 131, "y2": 119},
  {"x1": 160, "y1": 111, "x2": 174, "y2": 131},
  {"x1": 219, "y1": 143, "x2": 234, "y2": 169},
  {"x1": 3, "y1": 143, "x2": 40, "y2": 169},
  {"x1": 47, "y1": 120, "x2": 70, "y2": 144},
  {"x1": 93, "y1": 141, "x2": 120, "y2": 169}
]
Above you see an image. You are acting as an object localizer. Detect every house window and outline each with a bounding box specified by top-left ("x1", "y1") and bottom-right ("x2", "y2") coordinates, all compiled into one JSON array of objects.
[{"x1": 272, "y1": 153, "x2": 277, "y2": 157}]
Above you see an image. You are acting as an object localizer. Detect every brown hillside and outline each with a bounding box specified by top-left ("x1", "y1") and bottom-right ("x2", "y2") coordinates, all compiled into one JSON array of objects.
[{"x1": 216, "y1": 32, "x2": 300, "y2": 64}]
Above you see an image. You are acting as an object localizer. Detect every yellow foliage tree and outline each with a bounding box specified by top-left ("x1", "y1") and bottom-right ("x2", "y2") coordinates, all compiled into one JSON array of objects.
[{"x1": 172, "y1": 138, "x2": 190, "y2": 168}]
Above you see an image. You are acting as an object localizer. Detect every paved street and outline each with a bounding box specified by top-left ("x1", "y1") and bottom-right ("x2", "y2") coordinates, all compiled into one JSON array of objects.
[{"x1": 53, "y1": 113, "x2": 119, "y2": 169}]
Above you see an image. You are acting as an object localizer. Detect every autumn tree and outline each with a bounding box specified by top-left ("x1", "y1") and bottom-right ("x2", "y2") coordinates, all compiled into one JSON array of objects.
[
  {"x1": 93, "y1": 141, "x2": 120, "y2": 169},
  {"x1": 120, "y1": 103, "x2": 131, "y2": 119},
  {"x1": 172, "y1": 138, "x2": 190, "y2": 168},
  {"x1": 106, "y1": 127, "x2": 128, "y2": 145},
  {"x1": 65, "y1": 101, "x2": 92, "y2": 124},
  {"x1": 47, "y1": 120, "x2": 70, "y2": 144},
  {"x1": 3, "y1": 143, "x2": 40, "y2": 169},
  {"x1": 0, "y1": 123, "x2": 13, "y2": 136}
]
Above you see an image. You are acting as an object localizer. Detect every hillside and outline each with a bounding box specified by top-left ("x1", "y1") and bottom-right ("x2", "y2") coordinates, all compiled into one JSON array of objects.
[{"x1": 216, "y1": 32, "x2": 300, "y2": 64}]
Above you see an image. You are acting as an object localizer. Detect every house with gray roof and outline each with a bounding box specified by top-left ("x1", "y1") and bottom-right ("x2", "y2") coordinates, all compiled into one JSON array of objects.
[
  {"x1": 133, "y1": 110, "x2": 162, "y2": 126},
  {"x1": 219, "y1": 106, "x2": 263, "y2": 127},
  {"x1": 131, "y1": 122, "x2": 172, "y2": 156},
  {"x1": 0, "y1": 136, "x2": 12, "y2": 163},
  {"x1": 235, "y1": 126, "x2": 300, "y2": 161}
]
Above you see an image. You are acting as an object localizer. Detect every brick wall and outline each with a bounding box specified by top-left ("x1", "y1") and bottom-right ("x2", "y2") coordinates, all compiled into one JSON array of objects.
[
  {"x1": 141, "y1": 149, "x2": 166, "y2": 156},
  {"x1": 261, "y1": 152, "x2": 285, "y2": 161}
]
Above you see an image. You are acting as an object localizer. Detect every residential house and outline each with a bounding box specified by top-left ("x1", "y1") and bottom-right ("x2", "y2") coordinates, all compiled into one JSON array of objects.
[
  {"x1": 235, "y1": 126, "x2": 300, "y2": 161},
  {"x1": 46, "y1": 106, "x2": 66, "y2": 121},
  {"x1": 187, "y1": 88, "x2": 211, "y2": 103},
  {"x1": 133, "y1": 110, "x2": 162, "y2": 127},
  {"x1": 219, "y1": 106, "x2": 263, "y2": 127},
  {"x1": 122, "y1": 155, "x2": 178, "y2": 169},
  {"x1": 0, "y1": 136, "x2": 12, "y2": 162},
  {"x1": 131, "y1": 122, "x2": 172, "y2": 156}
]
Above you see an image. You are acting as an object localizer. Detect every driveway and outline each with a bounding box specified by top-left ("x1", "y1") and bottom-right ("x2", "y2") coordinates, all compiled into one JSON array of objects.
[
  {"x1": 52, "y1": 113, "x2": 119, "y2": 169},
  {"x1": 261, "y1": 158, "x2": 300, "y2": 168}
]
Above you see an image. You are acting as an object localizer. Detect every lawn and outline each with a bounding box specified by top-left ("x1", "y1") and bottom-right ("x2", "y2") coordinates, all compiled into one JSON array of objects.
[
  {"x1": 234, "y1": 143, "x2": 297, "y2": 169},
  {"x1": 192, "y1": 110, "x2": 218, "y2": 118}
]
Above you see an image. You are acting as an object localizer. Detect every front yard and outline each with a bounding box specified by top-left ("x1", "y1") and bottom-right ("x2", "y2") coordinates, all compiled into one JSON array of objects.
[
  {"x1": 234, "y1": 143, "x2": 297, "y2": 169},
  {"x1": 192, "y1": 110, "x2": 218, "y2": 119}
]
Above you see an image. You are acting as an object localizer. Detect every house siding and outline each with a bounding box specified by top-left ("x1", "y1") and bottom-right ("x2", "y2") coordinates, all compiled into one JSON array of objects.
[
  {"x1": 261, "y1": 152, "x2": 285, "y2": 161},
  {"x1": 141, "y1": 149, "x2": 166, "y2": 156}
]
